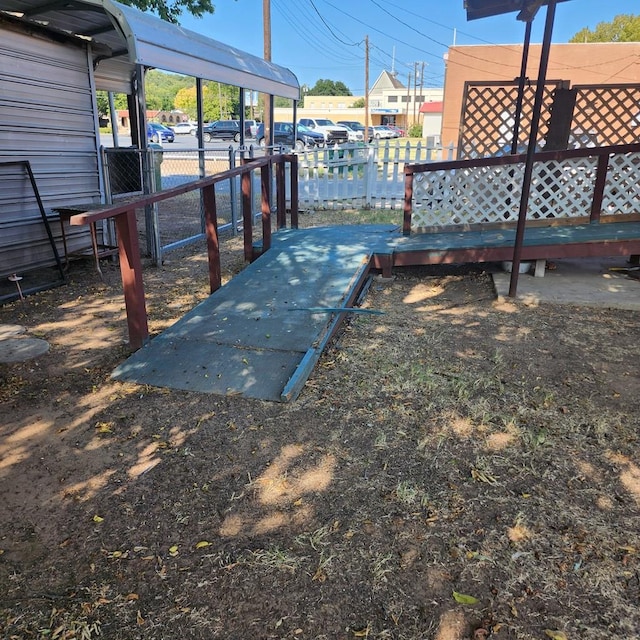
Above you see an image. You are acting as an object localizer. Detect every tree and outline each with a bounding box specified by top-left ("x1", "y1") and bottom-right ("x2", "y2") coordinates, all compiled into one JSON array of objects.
[
  {"x1": 174, "y1": 82, "x2": 240, "y2": 121},
  {"x1": 570, "y1": 14, "x2": 640, "y2": 43},
  {"x1": 308, "y1": 79, "x2": 352, "y2": 96},
  {"x1": 119, "y1": 0, "x2": 215, "y2": 23},
  {"x1": 349, "y1": 98, "x2": 365, "y2": 108}
]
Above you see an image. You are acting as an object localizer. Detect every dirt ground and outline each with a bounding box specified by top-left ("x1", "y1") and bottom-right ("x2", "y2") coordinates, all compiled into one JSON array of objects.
[{"x1": 1, "y1": 210, "x2": 640, "y2": 640}]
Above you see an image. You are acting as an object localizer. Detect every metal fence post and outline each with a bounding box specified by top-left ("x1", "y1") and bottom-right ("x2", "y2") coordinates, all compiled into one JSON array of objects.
[{"x1": 145, "y1": 148, "x2": 162, "y2": 265}]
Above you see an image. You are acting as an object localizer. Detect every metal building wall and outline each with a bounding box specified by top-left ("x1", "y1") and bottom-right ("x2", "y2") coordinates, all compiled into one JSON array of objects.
[{"x1": 0, "y1": 22, "x2": 102, "y2": 276}]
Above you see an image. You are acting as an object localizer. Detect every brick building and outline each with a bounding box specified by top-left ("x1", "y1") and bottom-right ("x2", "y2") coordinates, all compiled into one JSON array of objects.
[{"x1": 442, "y1": 42, "x2": 640, "y2": 153}]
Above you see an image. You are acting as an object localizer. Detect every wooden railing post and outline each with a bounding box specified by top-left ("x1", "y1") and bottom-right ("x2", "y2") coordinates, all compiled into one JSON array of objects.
[
  {"x1": 590, "y1": 153, "x2": 609, "y2": 223},
  {"x1": 276, "y1": 158, "x2": 286, "y2": 229},
  {"x1": 113, "y1": 209, "x2": 149, "y2": 350},
  {"x1": 289, "y1": 154, "x2": 299, "y2": 229},
  {"x1": 203, "y1": 183, "x2": 221, "y2": 293},
  {"x1": 241, "y1": 167, "x2": 253, "y2": 262},
  {"x1": 403, "y1": 171, "x2": 414, "y2": 235},
  {"x1": 261, "y1": 164, "x2": 272, "y2": 252}
]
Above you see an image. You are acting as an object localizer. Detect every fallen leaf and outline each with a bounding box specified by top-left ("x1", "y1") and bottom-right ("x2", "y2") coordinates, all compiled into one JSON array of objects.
[
  {"x1": 137, "y1": 610, "x2": 145, "y2": 625},
  {"x1": 195, "y1": 541, "x2": 212, "y2": 549},
  {"x1": 93, "y1": 515, "x2": 104, "y2": 523},
  {"x1": 544, "y1": 631, "x2": 568, "y2": 640},
  {"x1": 126, "y1": 593, "x2": 139, "y2": 601},
  {"x1": 168, "y1": 545, "x2": 179, "y2": 556},
  {"x1": 452, "y1": 590, "x2": 479, "y2": 605}
]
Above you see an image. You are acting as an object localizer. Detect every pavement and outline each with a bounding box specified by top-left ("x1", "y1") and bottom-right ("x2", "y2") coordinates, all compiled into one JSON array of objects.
[{"x1": 491, "y1": 257, "x2": 640, "y2": 310}]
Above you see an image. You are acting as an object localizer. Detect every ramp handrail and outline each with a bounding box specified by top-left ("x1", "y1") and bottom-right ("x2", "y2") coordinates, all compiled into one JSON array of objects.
[
  {"x1": 403, "y1": 143, "x2": 640, "y2": 235},
  {"x1": 70, "y1": 153, "x2": 299, "y2": 350}
]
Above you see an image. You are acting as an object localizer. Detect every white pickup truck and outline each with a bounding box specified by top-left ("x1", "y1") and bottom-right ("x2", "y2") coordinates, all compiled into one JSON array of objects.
[{"x1": 298, "y1": 118, "x2": 351, "y2": 145}]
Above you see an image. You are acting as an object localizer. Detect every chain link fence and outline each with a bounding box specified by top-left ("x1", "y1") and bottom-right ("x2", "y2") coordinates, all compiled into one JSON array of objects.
[{"x1": 102, "y1": 145, "x2": 268, "y2": 263}]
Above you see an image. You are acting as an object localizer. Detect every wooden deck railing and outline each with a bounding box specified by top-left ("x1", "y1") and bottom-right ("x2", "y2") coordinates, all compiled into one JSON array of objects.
[
  {"x1": 70, "y1": 153, "x2": 299, "y2": 350},
  {"x1": 403, "y1": 142, "x2": 640, "y2": 235}
]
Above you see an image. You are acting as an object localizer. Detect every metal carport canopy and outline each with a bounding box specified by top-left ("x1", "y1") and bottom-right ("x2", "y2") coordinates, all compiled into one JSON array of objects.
[
  {"x1": 464, "y1": 0, "x2": 572, "y2": 21},
  {"x1": 0, "y1": 0, "x2": 300, "y2": 99}
]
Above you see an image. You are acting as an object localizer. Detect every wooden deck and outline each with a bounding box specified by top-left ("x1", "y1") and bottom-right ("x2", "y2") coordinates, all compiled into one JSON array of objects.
[{"x1": 374, "y1": 221, "x2": 640, "y2": 274}]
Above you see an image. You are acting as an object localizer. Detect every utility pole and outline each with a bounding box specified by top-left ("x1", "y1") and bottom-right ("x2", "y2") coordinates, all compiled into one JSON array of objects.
[
  {"x1": 406, "y1": 71, "x2": 412, "y2": 130},
  {"x1": 263, "y1": 0, "x2": 273, "y2": 152},
  {"x1": 365, "y1": 35, "x2": 370, "y2": 140},
  {"x1": 418, "y1": 61, "x2": 425, "y2": 127},
  {"x1": 412, "y1": 62, "x2": 418, "y2": 125}
]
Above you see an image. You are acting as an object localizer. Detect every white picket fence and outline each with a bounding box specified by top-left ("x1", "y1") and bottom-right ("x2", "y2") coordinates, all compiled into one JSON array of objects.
[{"x1": 294, "y1": 141, "x2": 455, "y2": 210}]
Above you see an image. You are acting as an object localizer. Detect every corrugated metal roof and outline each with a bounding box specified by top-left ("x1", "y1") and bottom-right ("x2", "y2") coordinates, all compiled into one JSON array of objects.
[
  {"x1": 464, "y1": 0, "x2": 573, "y2": 21},
  {"x1": 0, "y1": 0, "x2": 299, "y2": 99}
]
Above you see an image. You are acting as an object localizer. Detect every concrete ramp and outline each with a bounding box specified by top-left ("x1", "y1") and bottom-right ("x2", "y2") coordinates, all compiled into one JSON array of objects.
[{"x1": 112, "y1": 225, "x2": 396, "y2": 401}]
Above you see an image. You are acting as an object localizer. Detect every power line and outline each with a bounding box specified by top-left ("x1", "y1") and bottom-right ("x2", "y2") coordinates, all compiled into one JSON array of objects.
[{"x1": 308, "y1": 0, "x2": 363, "y2": 47}]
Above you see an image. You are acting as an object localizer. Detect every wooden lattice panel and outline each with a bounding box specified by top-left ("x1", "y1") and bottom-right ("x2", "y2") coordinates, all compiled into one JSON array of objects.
[
  {"x1": 458, "y1": 82, "x2": 560, "y2": 159},
  {"x1": 527, "y1": 157, "x2": 597, "y2": 219},
  {"x1": 572, "y1": 85, "x2": 640, "y2": 147},
  {"x1": 602, "y1": 152, "x2": 640, "y2": 215},
  {"x1": 411, "y1": 156, "x2": 599, "y2": 229}
]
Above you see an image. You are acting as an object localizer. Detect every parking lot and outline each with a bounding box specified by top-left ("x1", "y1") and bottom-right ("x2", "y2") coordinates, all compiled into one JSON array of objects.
[{"x1": 99, "y1": 133, "x2": 259, "y2": 152}]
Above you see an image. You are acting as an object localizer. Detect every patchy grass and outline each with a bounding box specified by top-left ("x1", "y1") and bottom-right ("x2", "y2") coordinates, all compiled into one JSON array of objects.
[{"x1": 1, "y1": 210, "x2": 639, "y2": 639}]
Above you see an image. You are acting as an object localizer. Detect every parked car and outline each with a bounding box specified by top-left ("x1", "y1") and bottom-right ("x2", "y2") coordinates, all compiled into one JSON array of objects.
[
  {"x1": 387, "y1": 125, "x2": 406, "y2": 137},
  {"x1": 171, "y1": 121, "x2": 197, "y2": 135},
  {"x1": 337, "y1": 120, "x2": 373, "y2": 142},
  {"x1": 298, "y1": 118, "x2": 350, "y2": 145},
  {"x1": 245, "y1": 119, "x2": 258, "y2": 137},
  {"x1": 201, "y1": 120, "x2": 252, "y2": 142},
  {"x1": 371, "y1": 125, "x2": 400, "y2": 140},
  {"x1": 256, "y1": 122, "x2": 324, "y2": 151},
  {"x1": 147, "y1": 122, "x2": 175, "y2": 143}
]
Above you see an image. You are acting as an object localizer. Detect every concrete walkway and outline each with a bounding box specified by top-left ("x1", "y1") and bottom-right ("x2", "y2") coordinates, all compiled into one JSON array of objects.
[{"x1": 492, "y1": 257, "x2": 640, "y2": 311}]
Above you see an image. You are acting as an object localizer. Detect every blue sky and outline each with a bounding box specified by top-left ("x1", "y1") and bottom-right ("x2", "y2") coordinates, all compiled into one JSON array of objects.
[{"x1": 178, "y1": 0, "x2": 637, "y2": 94}]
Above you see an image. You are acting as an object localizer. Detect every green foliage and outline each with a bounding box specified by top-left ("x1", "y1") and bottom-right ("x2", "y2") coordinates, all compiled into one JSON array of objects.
[
  {"x1": 145, "y1": 69, "x2": 194, "y2": 110},
  {"x1": 118, "y1": 0, "x2": 215, "y2": 23},
  {"x1": 350, "y1": 98, "x2": 365, "y2": 108},
  {"x1": 174, "y1": 81, "x2": 240, "y2": 121},
  {"x1": 570, "y1": 14, "x2": 640, "y2": 43},
  {"x1": 275, "y1": 96, "x2": 294, "y2": 108},
  {"x1": 96, "y1": 71, "x2": 239, "y2": 122},
  {"x1": 95, "y1": 91, "x2": 127, "y2": 116},
  {"x1": 308, "y1": 79, "x2": 352, "y2": 96},
  {"x1": 408, "y1": 123, "x2": 422, "y2": 138}
]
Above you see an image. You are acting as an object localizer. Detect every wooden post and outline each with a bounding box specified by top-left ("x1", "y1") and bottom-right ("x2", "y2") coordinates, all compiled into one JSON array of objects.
[
  {"x1": 261, "y1": 163, "x2": 272, "y2": 252},
  {"x1": 203, "y1": 184, "x2": 221, "y2": 293},
  {"x1": 114, "y1": 209, "x2": 149, "y2": 350}
]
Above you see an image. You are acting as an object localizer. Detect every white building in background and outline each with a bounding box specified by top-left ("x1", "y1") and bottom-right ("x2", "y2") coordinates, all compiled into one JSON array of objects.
[{"x1": 275, "y1": 71, "x2": 443, "y2": 135}]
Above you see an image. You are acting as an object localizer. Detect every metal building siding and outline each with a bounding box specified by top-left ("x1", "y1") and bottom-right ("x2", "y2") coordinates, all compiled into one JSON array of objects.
[{"x1": 0, "y1": 24, "x2": 102, "y2": 276}]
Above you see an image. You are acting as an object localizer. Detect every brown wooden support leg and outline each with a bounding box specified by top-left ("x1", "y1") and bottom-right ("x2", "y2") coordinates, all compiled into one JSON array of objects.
[
  {"x1": 276, "y1": 159, "x2": 286, "y2": 229},
  {"x1": 289, "y1": 155, "x2": 299, "y2": 229},
  {"x1": 381, "y1": 254, "x2": 393, "y2": 278},
  {"x1": 403, "y1": 173, "x2": 413, "y2": 235},
  {"x1": 261, "y1": 164, "x2": 271, "y2": 252},
  {"x1": 203, "y1": 184, "x2": 221, "y2": 293},
  {"x1": 114, "y1": 209, "x2": 149, "y2": 350},
  {"x1": 241, "y1": 170, "x2": 253, "y2": 263},
  {"x1": 89, "y1": 222, "x2": 104, "y2": 279}
]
